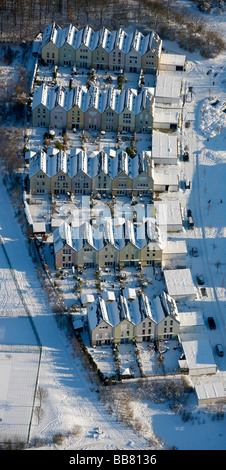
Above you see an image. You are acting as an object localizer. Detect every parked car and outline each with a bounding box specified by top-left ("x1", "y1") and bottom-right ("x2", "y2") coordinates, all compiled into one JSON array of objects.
[
  {"x1": 187, "y1": 209, "x2": 192, "y2": 217},
  {"x1": 196, "y1": 273, "x2": 204, "y2": 285},
  {"x1": 192, "y1": 246, "x2": 199, "y2": 257},
  {"x1": 188, "y1": 216, "x2": 194, "y2": 229},
  {"x1": 183, "y1": 151, "x2": 189, "y2": 161},
  {"x1": 208, "y1": 316, "x2": 216, "y2": 329},
  {"x1": 216, "y1": 344, "x2": 224, "y2": 357}
]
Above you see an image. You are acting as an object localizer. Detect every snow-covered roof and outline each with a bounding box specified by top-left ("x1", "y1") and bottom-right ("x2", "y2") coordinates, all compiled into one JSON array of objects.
[
  {"x1": 180, "y1": 339, "x2": 216, "y2": 373},
  {"x1": 152, "y1": 291, "x2": 179, "y2": 324},
  {"x1": 89, "y1": 150, "x2": 109, "y2": 177},
  {"x1": 152, "y1": 132, "x2": 178, "y2": 162},
  {"x1": 32, "y1": 222, "x2": 46, "y2": 233},
  {"x1": 33, "y1": 84, "x2": 154, "y2": 118},
  {"x1": 154, "y1": 200, "x2": 182, "y2": 229},
  {"x1": 102, "y1": 291, "x2": 116, "y2": 302},
  {"x1": 67, "y1": 149, "x2": 89, "y2": 178},
  {"x1": 80, "y1": 293, "x2": 95, "y2": 306},
  {"x1": 136, "y1": 218, "x2": 161, "y2": 248},
  {"x1": 155, "y1": 75, "x2": 182, "y2": 99},
  {"x1": 86, "y1": 86, "x2": 108, "y2": 113},
  {"x1": 195, "y1": 382, "x2": 226, "y2": 403},
  {"x1": 113, "y1": 28, "x2": 133, "y2": 55},
  {"x1": 153, "y1": 165, "x2": 179, "y2": 186},
  {"x1": 162, "y1": 240, "x2": 187, "y2": 255},
  {"x1": 68, "y1": 85, "x2": 88, "y2": 112},
  {"x1": 159, "y1": 53, "x2": 186, "y2": 67},
  {"x1": 179, "y1": 311, "x2": 204, "y2": 329},
  {"x1": 131, "y1": 151, "x2": 154, "y2": 179},
  {"x1": 164, "y1": 269, "x2": 196, "y2": 299},
  {"x1": 153, "y1": 108, "x2": 179, "y2": 125},
  {"x1": 81, "y1": 25, "x2": 100, "y2": 51},
  {"x1": 111, "y1": 149, "x2": 130, "y2": 178},
  {"x1": 53, "y1": 221, "x2": 73, "y2": 253},
  {"x1": 42, "y1": 22, "x2": 61, "y2": 48},
  {"x1": 98, "y1": 27, "x2": 116, "y2": 53},
  {"x1": 29, "y1": 149, "x2": 48, "y2": 178},
  {"x1": 32, "y1": 83, "x2": 55, "y2": 111},
  {"x1": 41, "y1": 24, "x2": 162, "y2": 59}
]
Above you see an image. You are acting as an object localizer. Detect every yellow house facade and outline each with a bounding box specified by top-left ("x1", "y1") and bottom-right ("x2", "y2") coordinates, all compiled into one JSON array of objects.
[
  {"x1": 50, "y1": 170, "x2": 72, "y2": 195},
  {"x1": 92, "y1": 45, "x2": 109, "y2": 70},
  {"x1": 67, "y1": 104, "x2": 84, "y2": 130},
  {"x1": 114, "y1": 318, "x2": 135, "y2": 344},
  {"x1": 30, "y1": 169, "x2": 51, "y2": 195}
]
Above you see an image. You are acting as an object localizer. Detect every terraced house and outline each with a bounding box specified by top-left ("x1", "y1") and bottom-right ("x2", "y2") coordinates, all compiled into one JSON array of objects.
[
  {"x1": 32, "y1": 84, "x2": 155, "y2": 134},
  {"x1": 41, "y1": 23, "x2": 162, "y2": 74},
  {"x1": 28, "y1": 147, "x2": 155, "y2": 197},
  {"x1": 67, "y1": 85, "x2": 86, "y2": 130},
  {"x1": 87, "y1": 289, "x2": 180, "y2": 346},
  {"x1": 52, "y1": 213, "x2": 162, "y2": 270}
]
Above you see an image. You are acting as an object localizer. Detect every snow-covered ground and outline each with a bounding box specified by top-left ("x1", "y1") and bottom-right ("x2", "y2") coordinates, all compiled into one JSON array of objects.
[{"x1": 0, "y1": 5, "x2": 226, "y2": 451}]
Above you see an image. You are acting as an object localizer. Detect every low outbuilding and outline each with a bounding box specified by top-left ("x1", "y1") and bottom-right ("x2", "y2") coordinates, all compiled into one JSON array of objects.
[
  {"x1": 159, "y1": 53, "x2": 186, "y2": 72},
  {"x1": 152, "y1": 132, "x2": 178, "y2": 165},
  {"x1": 195, "y1": 382, "x2": 226, "y2": 405},
  {"x1": 179, "y1": 338, "x2": 217, "y2": 376},
  {"x1": 163, "y1": 268, "x2": 196, "y2": 301}
]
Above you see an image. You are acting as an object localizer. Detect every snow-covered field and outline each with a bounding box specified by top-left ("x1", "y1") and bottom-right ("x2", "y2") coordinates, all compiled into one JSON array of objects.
[{"x1": 0, "y1": 3, "x2": 226, "y2": 452}]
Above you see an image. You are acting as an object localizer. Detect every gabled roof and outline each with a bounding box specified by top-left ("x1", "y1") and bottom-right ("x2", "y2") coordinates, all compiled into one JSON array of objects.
[
  {"x1": 32, "y1": 83, "x2": 56, "y2": 111},
  {"x1": 53, "y1": 221, "x2": 73, "y2": 253},
  {"x1": 29, "y1": 149, "x2": 47, "y2": 178},
  {"x1": 129, "y1": 29, "x2": 147, "y2": 55},
  {"x1": 72, "y1": 221, "x2": 97, "y2": 251},
  {"x1": 111, "y1": 149, "x2": 130, "y2": 177},
  {"x1": 130, "y1": 151, "x2": 153, "y2": 179},
  {"x1": 62, "y1": 24, "x2": 79, "y2": 48},
  {"x1": 86, "y1": 86, "x2": 108, "y2": 113},
  {"x1": 42, "y1": 22, "x2": 61, "y2": 48},
  {"x1": 47, "y1": 149, "x2": 68, "y2": 177},
  {"x1": 80, "y1": 25, "x2": 100, "y2": 51},
  {"x1": 136, "y1": 219, "x2": 161, "y2": 250},
  {"x1": 67, "y1": 149, "x2": 89, "y2": 178},
  {"x1": 97, "y1": 27, "x2": 116, "y2": 53},
  {"x1": 89, "y1": 150, "x2": 109, "y2": 178},
  {"x1": 126, "y1": 292, "x2": 157, "y2": 325},
  {"x1": 53, "y1": 85, "x2": 71, "y2": 111},
  {"x1": 152, "y1": 291, "x2": 179, "y2": 324},
  {"x1": 112, "y1": 28, "x2": 133, "y2": 54},
  {"x1": 68, "y1": 85, "x2": 88, "y2": 111}
]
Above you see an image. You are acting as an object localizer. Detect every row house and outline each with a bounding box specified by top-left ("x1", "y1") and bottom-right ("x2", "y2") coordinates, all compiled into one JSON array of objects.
[
  {"x1": 29, "y1": 148, "x2": 71, "y2": 195},
  {"x1": 87, "y1": 292, "x2": 154, "y2": 346},
  {"x1": 152, "y1": 291, "x2": 180, "y2": 340},
  {"x1": 29, "y1": 148, "x2": 154, "y2": 197},
  {"x1": 32, "y1": 83, "x2": 70, "y2": 129},
  {"x1": 41, "y1": 23, "x2": 162, "y2": 74},
  {"x1": 53, "y1": 217, "x2": 162, "y2": 270},
  {"x1": 32, "y1": 84, "x2": 155, "y2": 133},
  {"x1": 87, "y1": 290, "x2": 179, "y2": 346}
]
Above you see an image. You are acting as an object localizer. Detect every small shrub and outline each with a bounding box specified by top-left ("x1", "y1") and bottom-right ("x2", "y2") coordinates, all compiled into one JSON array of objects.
[{"x1": 53, "y1": 432, "x2": 65, "y2": 445}]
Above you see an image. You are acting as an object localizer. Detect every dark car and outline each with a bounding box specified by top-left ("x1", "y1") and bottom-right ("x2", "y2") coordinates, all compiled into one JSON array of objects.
[
  {"x1": 208, "y1": 317, "x2": 216, "y2": 329},
  {"x1": 183, "y1": 151, "x2": 189, "y2": 161},
  {"x1": 196, "y1": 273, "x2": 204, "y2": 285},
  {"x1": 192, "y1": 246, "x2": 199, "y2": 257},
  {"x1": 216, "y1": 344, "x2": 224, "y2": 357},
  {"x1": 187, "y1": 209, "x2": 192, "y2": 217}
]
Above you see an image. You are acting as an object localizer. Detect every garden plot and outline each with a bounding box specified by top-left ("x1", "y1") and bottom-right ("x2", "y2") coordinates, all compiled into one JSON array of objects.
[
  {"x1": 87, "y1": 345, "x2": 116, "y2": 378},
  {"x1": 118, "y1": 343, "x2": 141, "y2": 378}
]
